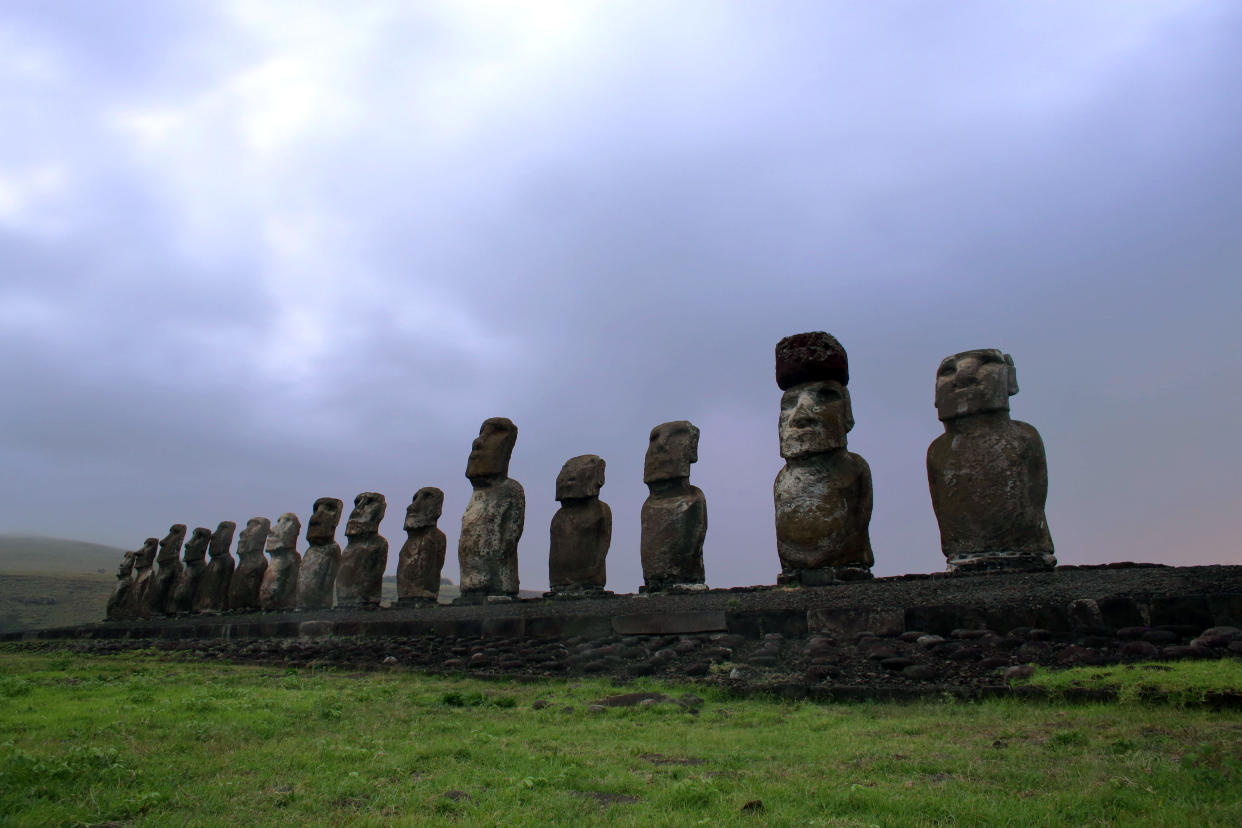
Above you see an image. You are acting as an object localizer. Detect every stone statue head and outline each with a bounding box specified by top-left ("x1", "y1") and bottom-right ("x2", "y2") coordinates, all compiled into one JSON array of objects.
[
  {"x1": 237, "y1": 517, "x2": 271, "y2": 557},
  {"x1": 157, "y1": 524, "x2": 187, "y2": 564},
  {"x1": 775, "y1": 331, "x2": 849, "y2": 391},
  {"x1": 134, "y1": 538, "x2": 158, "y2": 570},
  {"x1": 644, "y1": 421, "x2": 700, "y2": 484},
  {"x1": 209, "y1": 521, "x2": 236, "y2": 559},
  {"x1": 405, "y1": 487, "x2": 444, "y2": 531},
  {"x1": 182, "y1": 527, "x2": 212, "y2": 564},
  {"x1": 935, "y1": 348, "x2": 1018, "y2": 421},
  {"x1": 346, "y1": 492, "x2": 386, "y2": 537},
  {"x1": 266, "y1": 512, "x2": 301, "y2": 552},
  {"x1": 466, "y1": 417, "x2": 518, "y2": 481},
  {"x1": 306, "y1": 497, "x2": 344, "y2": 545},
  {"x1": 116, "y1": 549, "x2": 135, "y2": 579},
  {"x1": 557, "y1": 454, "x2": 606, "y2": 501},
  {"x1": 779, "y1": 380, "x2": 853, "y2": 459}
]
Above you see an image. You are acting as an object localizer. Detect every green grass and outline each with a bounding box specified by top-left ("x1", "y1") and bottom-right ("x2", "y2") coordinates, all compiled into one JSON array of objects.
[
  {"x1": 2, "y1": 649, "x2": 1241, "y2": 826},
  {"x1": 1018, "y1": 660, "x2": 1242, "y2": 705}
]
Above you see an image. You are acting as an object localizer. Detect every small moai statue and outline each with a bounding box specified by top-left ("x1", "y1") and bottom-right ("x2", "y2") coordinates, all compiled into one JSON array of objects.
[
  {"x1": 170, "y1": 526, "x2": 212, "y2": 614},
  {"x1": 640, "y1": 421, "x2": 707, "y2": 592},
  {"x1": 105, "y1": 550, "x2": 136, "y2": 621},
  {"x1": 297, "y1": 497, "x2": 344, "y2": 611},
  {"x1": 193, "y1": 520, "x2": 236, "y2": 613},
  {"x1": 927, "y1": 349, "x2": 1056, "y2": 572},
  {"x1": 773, "y1": 332, "x2": 874, "y2": 584},
  {"x1": 336, "y1": 493, "x2": 388, "y2": 609},
  {"x1": 226, "y1": 517, "x2": 271, "y2": 612},
  {"x1": 146, "y1": 524, "x2": 187, "y2": 616},
  {"x1": 396, "y1": 488, "x2": 447, "y2": 606},
  {"x1": 457, "y1": 418, "x2": 525, "y2": 603},
  {"x1": 548, "y1": 455, "x2": 612, "y2": 598},
  {"x1": 259, "y1": 512, "x2": 302, "y2": 611},
  {"x1": 129, "y1": 538, "x2": 159, "y2": 618}
]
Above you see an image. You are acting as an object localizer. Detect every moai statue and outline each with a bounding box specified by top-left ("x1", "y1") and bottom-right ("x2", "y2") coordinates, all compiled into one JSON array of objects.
[
  {"x1": 170, "y1": 527, "x2": 212, "y2": 614},
  {"x1": 226, "y1": 517, "x2": 270, "y2": 612},
  {"x1": 105, "y1": 550, "x2": 136, "y2": 621},
  {"x1": 129, "y1": 538, "x2": 158, "y2": 618},
  {"x1": 640, "y1": 421, "x2": 707, "y2": 592},
  {"x1": 193, "y1": 520, "x2": 236, "y2": 613},
  {"x1": 773, "y1": 332, "x2": 874, "y2": 584},
  {"x1": 457, "y1": 418, "x2": 525, "y2": 603},
  {"x1": 336, "y1": 493, "x2": 388, "y2": 608},
  {"x1": 397, "y1": 487, "x2": 447, "y2": 606},
  {"x1": 146, "y1": 524, "x2": 187, "y2": 616},
  {"x1": 297, "y1": 497, "x2": 343, "y2": 611},
  {"x1": 548, "y1": 455, "x2": 612, "y2": 598},
  {"x1": 259, "y1": 512, "x2": 302, "y2": 611},
  {"x1": 927, "y1": 349, "x2": 1055, "y2": 572}
]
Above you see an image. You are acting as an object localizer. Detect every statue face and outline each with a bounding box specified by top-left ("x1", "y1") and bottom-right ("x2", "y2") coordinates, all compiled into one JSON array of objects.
[
  {"x1": 644, "y1": 421, "x2": 699, "y2": 483},
  {"x1": 779, "y1": 380, "x2": 852, "y2": 459},
  {"x1": 556, "y1": 455, "x2": 605, "y2": 501},
  {"x1": 209, "y1": 521, "x2": 236, "y2": 558},
  {"x1": 117, "y1": 550, "x2": 135, "y2": 578},
  {"x1": 346, "y1": 492, "x2": 386, "y2": 537},
  {"x1": 935, "y1": 349, "x2": 1017, "y2": 421},
  {"x1": 266, "y1": 512, "x2": 301, "y2": 551},
  {"x1": 134, "y1": 538, "x2": 158, "y2": 569},
  {"x1": 157, "y1": 524, "x2": 187, "y2": 563},
  {"x1": 466, "y1": 418, "x2": 518, "y2": 480},
  {"x1": 404, "y1": 487, "x2": 444, "y2": 531},
  {"x1": 238, "y1": 517, "x2": 271, "y2": 555},
  {"x1": 306, "y1": 497, "x2": 343, "y2": 544},
  {"x1": 182, "y1": 527, "x2": 212, "y2": 563}
]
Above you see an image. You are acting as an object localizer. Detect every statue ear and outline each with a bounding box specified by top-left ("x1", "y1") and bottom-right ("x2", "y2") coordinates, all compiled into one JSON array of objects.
[
  {"x1": 1004, "y1": 354, "x2": 1019, "y2": 396},
  {"x1": 843, "y1": 388, "x2": 855, "y2": 433}
]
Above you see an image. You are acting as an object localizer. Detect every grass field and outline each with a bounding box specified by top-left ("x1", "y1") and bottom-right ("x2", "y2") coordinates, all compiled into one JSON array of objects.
[{"x1": 2, "y1": 649, "x2": 1241, "y2": 826}]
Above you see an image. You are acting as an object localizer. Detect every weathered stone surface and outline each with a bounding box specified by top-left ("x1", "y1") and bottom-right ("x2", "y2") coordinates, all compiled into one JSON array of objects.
[
  {"x1": 259, "y1": 512, "x2": 302, "y2": 612},
  {"x1": 458, "y1": 418, "x2": 524, "y2": 600},
  {"x1": 147, "y1": 524, "x2": 186, "y2": 617},
  {"x1": 170, "y1": 527, "x2": 212, "y2": 615},
  {"x1": 549, "y1": 455, "x2": 612, "y2": 596},
  {"x1": 612, "y1": 611, "x2": 727, "y2": 635},
  {"x1": 105, "y1": 550, "x2": 136, "y2": 621},
  {"x1": 128, "y1": 537, "x2": 158, "y2": 618},
  {"x1": 773, "y1": 333, "x2": 873, "y2": 581},
  {"x1": 337, "y1": 493, "x2": 388, "y2": 608},
  {"x1": 397, "y1": 487, "x2": 447, "y2": 605},
  {"x1": 226, "y1": 517, "x2": 270, "y2": 612},
  {"x1": 807, "y1": 607, "x2": 903, "y2": 637},
  {"x1": 927, "y1": 349, "x2": 1055, "y2": 572},
  {"x1": 640, "y1": 421, "x2": 706, "y2": 591},
  {"x1": 298, "y1": 497, "x2": 343, "y2": 611},
  {"x1": 193, "y1": 521, "x2": 236, "y2": 613}
]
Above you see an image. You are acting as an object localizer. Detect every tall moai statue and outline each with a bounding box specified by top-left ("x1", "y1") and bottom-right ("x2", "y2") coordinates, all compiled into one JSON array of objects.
[
  {"x1": 297, "y1": 497, "x2": 343, "y2": 611},
  {"x1": 397, "y1": 487, "x2": 447, "y2": 606},
  {"x1": 927, "y1": 349, "x2": 1055, "y2": 572},
  {"x1": 146, "y1": 524, "x2": 187, "y2": 616},
  {"x1": 773, "y1": 332, "x2": 874, "y2": 584},
  {"x1": 336, "y1": 493, "x2": 388, "y2": 608},
  {"x1": 170, "y1": 527, "x2": 212, "y2": 614},
  {"x1": 105, "y1": 550, "x2": 137, "y2": 621},
  {"x1": 457, "y1": 418, "x2": 525, "y2": 603},
  {"x1": 548, "y1": 455, "x2": 612, "y2": 598},
  {"x1": 640, "y1": 421, "x2": 707, "y2": 592},
  {"x1": 226, "y1": 517, "x2": 270, "y2": 612},
  {"x1": 129, "y1": 538, "x2": 158, "y2": 618},
  {"x1": 259, "y1": 512, "x2": 302, "y2": 611},
  {"x1": 193, "y1": 520, "x2": 236, "y2": 613}
]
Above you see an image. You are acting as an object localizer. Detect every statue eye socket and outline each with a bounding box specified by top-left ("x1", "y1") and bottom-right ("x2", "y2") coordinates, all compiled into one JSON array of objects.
[{"x1": 938, "y1": 364, "x2": 955, "y2": 377}]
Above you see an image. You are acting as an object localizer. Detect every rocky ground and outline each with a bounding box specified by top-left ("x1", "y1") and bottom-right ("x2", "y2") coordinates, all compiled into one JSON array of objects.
[{"x1": 12, "y1": 564, "x2": 1242, "y2": 700}]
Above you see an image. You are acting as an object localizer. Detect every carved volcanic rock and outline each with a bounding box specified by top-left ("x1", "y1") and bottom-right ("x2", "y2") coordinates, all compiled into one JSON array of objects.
[
  {"x1": 775, "y1": 331, "x2": 848, "y2": 391},
  {"x1": 398, "y1": 488, "x2": 447, "y2": 605},
  {"x1": 259, "y1": 513, "x2": 302, "y2": 612},
  {"x1": 148, "y1": 525, "x2": 187, "y2": 617},
  {"x1": 170, "y1": 527, "x2": 212, "y2": 614},
  {"x1": 105, "y1": 550, "x2": 136, "y2": 621},
  {"x1": 549, "y1": 455, "x2": 612, "y2": 594},
  {"x1": 194, "y1": 521, "x2": 236, "y2": 613},
  {"x1": 337, "y1": 493, "x2": 387, "y2": 609},
  {"x1": 298, "y1": 497, "x2": 343, "y2": 611},
  {"x1": 227, "y1": 517, "x2": 270, "y2": 612}
]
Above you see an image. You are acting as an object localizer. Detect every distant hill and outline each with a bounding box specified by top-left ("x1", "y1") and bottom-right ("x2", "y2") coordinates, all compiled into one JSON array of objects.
[{"x1": 0, "y1": 534, "x2": 130, "y2": 576}]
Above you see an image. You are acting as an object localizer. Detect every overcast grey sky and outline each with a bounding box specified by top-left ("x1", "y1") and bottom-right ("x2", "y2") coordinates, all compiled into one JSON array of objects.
[{"x1": 2, "y1": 1, "x2": 1239, "y2": 590}]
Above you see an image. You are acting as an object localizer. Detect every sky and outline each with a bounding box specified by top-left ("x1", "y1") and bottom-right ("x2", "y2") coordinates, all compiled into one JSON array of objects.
[{"x1": 1, "y1": 0, "x2": 1239, "y2": 591}]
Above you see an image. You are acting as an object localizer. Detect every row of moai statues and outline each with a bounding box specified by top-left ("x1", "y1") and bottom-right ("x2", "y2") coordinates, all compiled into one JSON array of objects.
[{"x1": 107, "y1": 330, "x2": 1054, "y2": 618}]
